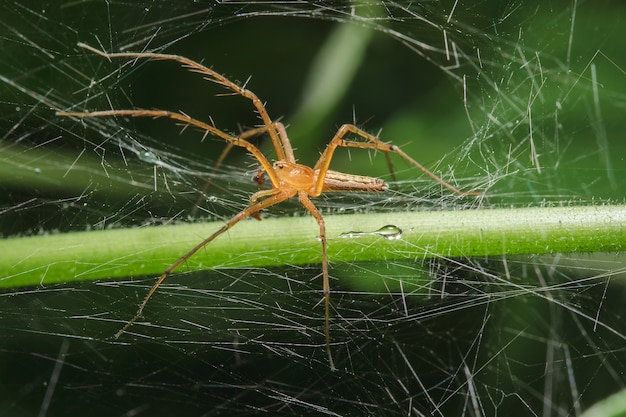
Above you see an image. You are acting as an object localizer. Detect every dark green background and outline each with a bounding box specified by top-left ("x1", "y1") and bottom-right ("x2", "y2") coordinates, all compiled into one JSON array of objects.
[{"x1": 1, "y1": 1, "x2": 625, "y2": 416}]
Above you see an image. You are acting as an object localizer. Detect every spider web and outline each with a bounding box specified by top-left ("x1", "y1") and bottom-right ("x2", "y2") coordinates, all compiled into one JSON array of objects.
[{"x1": 1, "y1": 1, "x2": 625, "y2": 416}]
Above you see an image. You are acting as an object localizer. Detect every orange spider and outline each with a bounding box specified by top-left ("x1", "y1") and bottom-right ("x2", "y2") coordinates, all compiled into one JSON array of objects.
[{"x1": 58, "y1": 42, "x2": 480, "y2": 370}]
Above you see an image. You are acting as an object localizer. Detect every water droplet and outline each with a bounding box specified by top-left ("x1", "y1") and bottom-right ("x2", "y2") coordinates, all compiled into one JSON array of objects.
[
  {"x1": 373, "y1": 225, "x2": 403, "y2": 240},
  {"x1": 339, "y1": 224, "x2": 402, "y2": 240}
]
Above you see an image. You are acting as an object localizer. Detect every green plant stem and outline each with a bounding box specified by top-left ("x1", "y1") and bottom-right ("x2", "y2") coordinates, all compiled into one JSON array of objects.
[{"x1": 1, "y1": 205, "x2": 625, "y2": 289}]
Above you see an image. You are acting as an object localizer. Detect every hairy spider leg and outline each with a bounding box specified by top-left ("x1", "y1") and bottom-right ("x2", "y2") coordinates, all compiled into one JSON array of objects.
[
  {"x1": 313, "y1": 124, "x2": 481, "y2": 196},
  {"x1": 246, "y1": 186, "x2": 335, "y2": 368},
  {"x1": 113, "y1": 187, "x2": 296, "y2": 339},
  {"x1": 73, "y1": 43, "x2": 295, "y2": 163},
  {"x1": 57, "y1": 109, "x2": 284, "y2": 188},
  {"x1": 191, "y1": 122, "x2": 292, "y2": 218},
  {"x1": 296, "y1": 191, "x2": 334, "y2": 370}
]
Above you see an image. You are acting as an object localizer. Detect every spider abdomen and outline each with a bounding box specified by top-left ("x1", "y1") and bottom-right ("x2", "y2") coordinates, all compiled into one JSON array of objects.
[{"x1": 320, "y1": 170, "x2": 388, "y2": 193}]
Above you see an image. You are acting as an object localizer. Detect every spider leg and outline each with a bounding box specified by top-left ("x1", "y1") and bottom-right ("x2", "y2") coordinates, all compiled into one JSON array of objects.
[
  {"x1": 72, "y1": 42, "x2": 289, "y2": 161},
  {"x1": 114, "y1": 187, "x2": 296, "y2": 339},
  {"x1": 246, "y1": 187, "x2": 284, "y2": 221},
  {"x1": 191, "y1": 122, "x2": 291, "y2": 218},
  {"x1": 313, "y1": 124, "x2": 481, "y2": 196},
  {"x1": 297, "y1": 191, "x2": 335, "y2": 371},
  {"x1": 57, "y1": 109, "x2": 283, "y2": 188}
]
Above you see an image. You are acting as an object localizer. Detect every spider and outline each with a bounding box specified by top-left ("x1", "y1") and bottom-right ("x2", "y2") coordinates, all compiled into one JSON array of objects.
[{"x1": 58, "y1": 42, "x2": 481, "y2": 370}]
